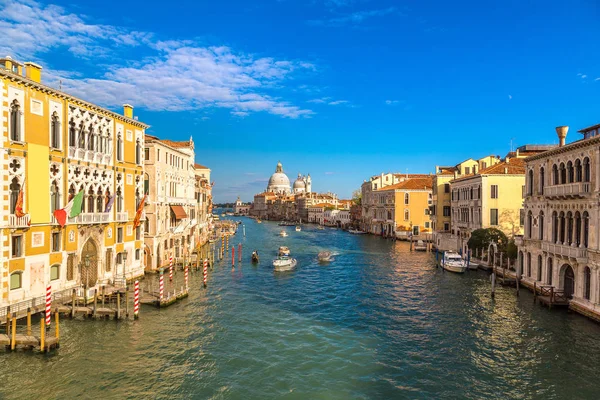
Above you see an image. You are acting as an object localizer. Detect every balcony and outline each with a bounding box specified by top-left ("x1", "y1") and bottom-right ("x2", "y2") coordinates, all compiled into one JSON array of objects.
[
  {"x1": 541, "y1": 242, "x2": 588, "y2": 262},
  {"x1": 8, "y1": 214, "x2": 30, "y2": 228},
  {"x1": 116, "y1": 212, "x2": 128, "y2": 222},
  {"x1": 544, "y1": 182, "x2": 591, "y2": 199},
  {"x1": 68, "y1": 212, "x2": 111, "y2": 224}
]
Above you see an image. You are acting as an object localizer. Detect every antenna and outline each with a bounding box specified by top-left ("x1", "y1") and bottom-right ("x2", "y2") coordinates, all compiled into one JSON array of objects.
[{"x1": 510, "y1": 138, "x2": 515, "y2": 152}]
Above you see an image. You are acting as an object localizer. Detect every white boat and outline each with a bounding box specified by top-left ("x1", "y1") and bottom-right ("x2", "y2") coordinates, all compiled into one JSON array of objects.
[
  {"x1": 317, "y1": 225, "x2": 325, "y2": 230},
  {"x1": 278, "y1": 246, "x2": 290, "y2": 257},
  {"x1": 295, "y1": 226, "x2": 301, "y2": 232},
  {"x1": 442, "y1": 251, "x2": 467, "y2": 273},
  {"x1": 273, "y1": 256, "x2": 297, "y2": 271},
  {"x1": 414, "y1": 240, "x2": 427, "y2": 251},
  {"x1": 279, "y1": 230, "x2": 288, "y2": 237},
  {"x1": 318, "y1": 251, "x2": 332, "y2": 262},
  {"x1": 348, "y1": 229, "x2": 366, "y2": 234}
]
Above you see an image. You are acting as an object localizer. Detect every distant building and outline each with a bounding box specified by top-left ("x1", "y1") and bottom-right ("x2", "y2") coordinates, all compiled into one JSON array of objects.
[{"x1": 234, "y1": 196, "x2": 250, "y2": 215}]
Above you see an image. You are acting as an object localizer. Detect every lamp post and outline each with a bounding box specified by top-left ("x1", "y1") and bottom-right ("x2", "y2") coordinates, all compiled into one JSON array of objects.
[{"x1": 84, "y1": 255, "x2": 90, "y2": 304}]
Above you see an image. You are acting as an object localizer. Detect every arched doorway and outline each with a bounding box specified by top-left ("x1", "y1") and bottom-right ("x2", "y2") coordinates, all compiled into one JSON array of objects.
[
  {"x1": 80, "y1": 239, "x2": 99, "y2": 288},
  {"x1": 563, "y1": 265, "x2": 575, "y2": 298}
]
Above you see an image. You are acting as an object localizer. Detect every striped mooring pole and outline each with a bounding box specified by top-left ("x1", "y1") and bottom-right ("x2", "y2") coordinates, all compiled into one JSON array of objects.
[
  {"x1": 184, "y1": 264, "x2": 189, "y2": 291},
  {"x1": 231, "y1": 246, "x2": 235, "y2": 266},
  {"x1": 169, "y1": 255, "x2": 173, "y2": 282},
  {"x1": 133, "y1": 280, "x2": 140, "y2": 319},
  {"x1": 203, "y1": 259, "x2": 208, "y2": 287},
  {"x1": 159, "y1": 269, "x2": 164, "y2": 301},
  {"x1": 45, "y1": 285, "x2": 52, "y2": 326}
]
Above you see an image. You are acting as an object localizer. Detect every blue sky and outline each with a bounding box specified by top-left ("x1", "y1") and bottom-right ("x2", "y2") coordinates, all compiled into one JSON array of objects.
[{"x1": 1, "y1": 0, "x2": 599, "y2": 202}]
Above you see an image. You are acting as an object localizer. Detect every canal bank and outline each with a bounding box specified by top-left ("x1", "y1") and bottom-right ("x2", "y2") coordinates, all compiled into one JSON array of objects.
[{"x1": 2, "y1": 217, "x2": 600, "y2": 399}]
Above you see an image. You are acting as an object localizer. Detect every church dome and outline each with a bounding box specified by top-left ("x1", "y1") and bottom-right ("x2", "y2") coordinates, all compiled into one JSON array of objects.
[
  {"x1": 293, "y1": 174, "x2": 305, "y2": 189},
  {"x1": 267, "y1": 161, "x2": 291, "y2": 194}
]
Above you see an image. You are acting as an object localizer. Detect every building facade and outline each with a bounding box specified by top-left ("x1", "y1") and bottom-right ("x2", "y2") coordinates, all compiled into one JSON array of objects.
[
  {"x1": 234, "y1": 196, "x2": 250, "y2": 215},
  {"x1": 1, "y1": 57, "x2": 147, "y2": 306},
  {"x1": 193, "y1": 164, "x2": 212, "y2": 248},
  {"x1": 518, "y1": 125, "x2": 600, "y2": 321}
]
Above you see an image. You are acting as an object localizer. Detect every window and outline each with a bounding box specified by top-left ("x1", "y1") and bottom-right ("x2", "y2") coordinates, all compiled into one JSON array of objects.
[
  {"x1": 69, "y1": 120, "x2": 76, "y2": 146},
  {"x1": 464, "y1": 167, "x2": 470, "y2": 174},
  {"x1": 374, "y1": 184, "x2": 377, "y2": 190},
  {"x1": 50, "y1": 264, "x2": 60, "y2": 281},
  {"x1": 527, "y1": 212, "x2": 533, "y2": 238},
  {"x1": 539, "y1": 212, "x2": 544, "y2": 240},
  {"x1": 10, "y1": 272, "x2": 22, "y2": 290},
  {"x1": 135, "y1": 249, "x2": 141, "y2": 260},
  {"x1": 584, "y1": 267, "x2": 591, "y2": 300},
  {"x1": 117, "y1": 134, "x2": 123, "y2": 161},
  {"x1": 539, "y1": 167, "x2": 545, "y2": 193},
  {"x1": 51, "y1": 232, "x2": 61, "y2": 252},
  {"x1": 51, "y1": 112, "x2": 60, "y2": 148},
  {"x1": 444, "y1": 222, "x2": 450, "y2": 231},
  {"x1": 117, "y1": 227, "x2": 123, "y2": 243},
  {"x1": 136, "y1": 226, "x2": 141, "y2": 240},
  {"x1": 10, "y1": 100, "x2": 21, "y2": 142},
  {"x1": 521, "y1": 185, "x2": 525, "y2": 198},
  {"x1": 583, "y1": 158, "x2": 590, "y2": 182},
  {"x1": 116, "y1": 252, "x2": 123, "y2": 264},
  {"x1": 106, "y1": 249, "x2": 112, "y2": 272},
  {"x1": 404, "y1": 193, "x2": 409, "y2": 205},
  {"x1": 157, "y1": 149, "x2": 160, "y2": 161},
  {"x1": 490, "y1": 209, "x2": 498, "y2": 226},
  {"x1": 527, "y1": 253, "x2": 531, "y2": 277},
  {"x1": 491, "y1": 185, "x2": 498, "y2": 199},
  {"x1": 537, "y1": 255, "x2": 542, "y2": 281},
  {"x1": 527, "y1": 169, "x2": 534, "y2": 195},
  {"x1": 425, "y1": 222, "x2": 430, "y2": 229},
  {"x1": 11, "y1": 235, "x2": 22, "y2": 257},
  {"x1": 444, "y1": 183, "x2": 450, "y2": 193},
  {"x1": 404, "y1": 209, "x2": 409, "y2": 221},
  {"x1": 9, "y1": 177, "x2": 20, "y2": 214},
  {"x1": 50, "y1": 180, "x2": 60, "y2": 214},
  {"x1": 144, "y1": 147, "x2": 150, "y2": 161}
]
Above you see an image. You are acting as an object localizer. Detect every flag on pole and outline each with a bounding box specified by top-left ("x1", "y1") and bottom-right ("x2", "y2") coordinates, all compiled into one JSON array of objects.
[
  {"x1": 53, "y1": 190, "x2": 84, "y2": 227},
  {"x1": 104, "y1": 194, "x2": 115, "y2": 213},
  {"x1": 133, "y1": 194, "x2": 147, "y2": 229},
  {"x1": 14, "y1": 188, "x2": 27, "y2": 218}
]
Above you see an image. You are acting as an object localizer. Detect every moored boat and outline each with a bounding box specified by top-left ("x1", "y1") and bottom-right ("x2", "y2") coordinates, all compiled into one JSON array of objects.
[
  {"x1": 414, "y1": 240, "x2": 427, "y2": 251},
  {"x1": 442, "y1": 251, "x2": 467, "y2": 273},
  {"x1": 295, "y1": 226, "x2": 301, "y2": 232},
  {"x1": 348, "y1": 229, "x2": 366, "y2": 234}
]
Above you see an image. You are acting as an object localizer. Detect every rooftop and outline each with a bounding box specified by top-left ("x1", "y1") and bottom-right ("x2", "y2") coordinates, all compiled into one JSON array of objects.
[{"x1": 377, "y1": 177, "x2": 433, "y2": 191}]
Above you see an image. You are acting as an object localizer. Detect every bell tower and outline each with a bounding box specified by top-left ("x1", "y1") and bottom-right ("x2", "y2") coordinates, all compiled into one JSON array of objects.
[{"x1": 306, "y1": 173, "x2": 312, "y2": 193}]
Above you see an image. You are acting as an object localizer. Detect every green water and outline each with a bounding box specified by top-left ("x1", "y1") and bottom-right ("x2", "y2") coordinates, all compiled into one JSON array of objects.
[{"x1": 2, "y1": 217, "x2": 600, "y2": 399}]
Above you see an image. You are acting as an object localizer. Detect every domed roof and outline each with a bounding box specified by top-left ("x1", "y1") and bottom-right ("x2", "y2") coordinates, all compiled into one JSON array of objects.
[
  {"x1": 268, "y1": 172, "x2": 290, "y2": 188},
  {"x1": 293, "y1": 174, "x2": 305, "y2": 189}
]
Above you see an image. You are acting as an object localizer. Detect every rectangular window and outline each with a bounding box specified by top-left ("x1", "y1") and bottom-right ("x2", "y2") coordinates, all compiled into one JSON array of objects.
[
  {"x1": 116, "y1": 252, "x2": 123, "y2": 265},
  {"x1": 117, "y1": 227, "x2": 123, "y2": 243},
  {"x1": 444, "y1": 222, "x2": 450, "y2": 231},
  {"x1": 465, "y1": 167, "x2": 470, "y2": 174},
  {"x1": 490, "y1": 209, "x2": 499, "y2": 226},
  {"x1": 50, "y1": 265, "x2": 60, "y2": 281},
  {"x1": 136, "y1": 226, "x2": 141, "y2": 240},
  {"x1": 106, "y1": 249, "x2": 112, "y2": 272},
  {"x1": 425, "y1": 208, "x2": 429, "y2": 215},
  {"x1": 491, "y1": 185, "x2": 498, "y2": 199},
  {"x1": 144, "y1": 148, "x2": 150, "y2": 160},
  {"x1": 425, "y1": 221, "x2": 430, "y2": 228},
  {"x1": 444, "y1": 183, "x2": 450, "y2": 193},
  {"x1": 519, "y1": 209, "x2": 525, "y2": 227},
  {"x1": 11, "y1": 235, "x2": 22, "y2": 258},
  {"x1": 135, "y1": 249, "x2": 140, "y2": 260},
  {"x1": 443, "y1": 206, "x2": 451, "y2": 217},
  {"x1": 51, "y1": 232, "x2": 61, "y2": 252},
  {"x1": 157, "y1": 149, "x2": 160, "y2": 161},
  {"x1": 10, "y1": 273, "x2": 22, "y2": 290}
]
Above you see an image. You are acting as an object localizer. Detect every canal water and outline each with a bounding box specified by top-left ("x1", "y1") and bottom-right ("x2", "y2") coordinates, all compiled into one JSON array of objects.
[{"x1": 2, "y1": 218, "x2": 600, "y2": 399}]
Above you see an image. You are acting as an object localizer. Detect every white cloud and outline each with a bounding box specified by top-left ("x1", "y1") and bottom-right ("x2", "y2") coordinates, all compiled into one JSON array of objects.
[
  {"x1": 0, "y1": 0, "x2": 315, "y2": 118},
  {"x1": 385, "y1": 99, "x2": 399, "y2": 105},
  {"x1": 577, "y1": 73, "x2": 587, "y2": 79},
  {"x1": 328, "y1": 100, "x2": 349, "y2": 105},
  {"x1": 595, "y1": 78, "x2": 600, "y2": 81},
  {"x1": 308, "y1": 7, "x2": 397, "y2": 27},
  {"x1": 508, "y1": 94, "x2": 512, "y2": 100},
  {"x1": 308, "y1": 97, "x2": 350, "y2": 106},
  {"x1": 324, "y1": 171, "x2": 335, "y2": 175}
]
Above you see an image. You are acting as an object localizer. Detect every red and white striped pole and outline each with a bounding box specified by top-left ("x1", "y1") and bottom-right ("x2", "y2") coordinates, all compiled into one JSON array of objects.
[
  {"x1": 184, "y1": 264, "x2": 189, "y2": 291},
  {"x1": 231, "y1": 246, "x2": 235, "y2": 266},
  {"x1": 133, "y1": 280, "x2": 140, "y2": 319},
  {"x1": 159, "y1": 270, "x2": 164, "y2": 301},
  {"x1": 203, "y1": 259, "x2": 208, "y2": 287},
  {"x1": 169, "y1": 255, "x2": 173, "y2": 282},
  {"x1": 45, "y1": 285, "x2": 52, "y2": 326}
]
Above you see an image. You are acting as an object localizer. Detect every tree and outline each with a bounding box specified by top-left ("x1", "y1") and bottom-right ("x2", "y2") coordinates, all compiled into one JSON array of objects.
[
  {"x1": 467, "y1": 228, "x2": 508, "y2": 254},
  {"x1": 352, "y1": 189, "x2": 362, "y2": 205},
  {"x1": 506, "y1": 238, "x2": 518, "y2": 260}
]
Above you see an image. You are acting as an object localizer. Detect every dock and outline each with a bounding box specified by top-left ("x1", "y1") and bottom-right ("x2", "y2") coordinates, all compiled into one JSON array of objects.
[{"x1": 1, "y1": 310, "x2": 60, "y2": 352}]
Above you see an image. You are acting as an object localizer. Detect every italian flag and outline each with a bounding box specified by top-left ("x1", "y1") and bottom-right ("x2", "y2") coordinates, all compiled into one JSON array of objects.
[{"x1": 53, "y1": 190, "x2": 84, "y2": 227}]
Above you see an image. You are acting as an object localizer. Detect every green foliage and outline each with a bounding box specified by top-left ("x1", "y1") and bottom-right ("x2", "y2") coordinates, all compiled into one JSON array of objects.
[
  {"x1": 506, "y1": 239, "x2": 518, "y2": 259},
  {"x1": 467, "y1": 228, "x2": 508, "y2": 253},
  {"x1": 352, "y1": 189, "x2": 362, "y2": 205}
]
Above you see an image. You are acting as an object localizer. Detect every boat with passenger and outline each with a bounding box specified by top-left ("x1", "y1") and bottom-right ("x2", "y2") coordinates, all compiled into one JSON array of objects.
[
  {"x1": 318, "y1": 251, "x2": 332, "y2": 262},
  {"x1": 279, "y1": 230, "x2": 288, "y2": 237},
  {"x1": 278, "y1": 246, "x2": 290, "y2": 257},
  {"x1": 414, "y1": 240, "x2": 427, "y2": 251},
  {"x1": 273, "y1": 255, "x2": 297, "y2": 271},
  {"x1": 442, "y1": 251, "x2": 467, "y2": 273},
  {"x1": 295, "y1": 226, "x2": 301, "y2": 232},
  {"x1": 251, "y1": 251, "x2": 260, "y2": 263}
]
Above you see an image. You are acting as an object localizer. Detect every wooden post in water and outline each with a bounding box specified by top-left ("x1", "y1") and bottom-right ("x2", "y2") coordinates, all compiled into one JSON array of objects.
[
  {"x1": 491, "y1": 272, "x2": 496, "y2": 299},
  {"x1": 40, "y1": 318, "x2": 46, "y2": 353},
  {"x1": 550, "y1": 287, "x2": 554, "y2": 309},
  {"x1": 93, "y1": 289, "x2": 98, "y2": 319},
  {"x1": 55, "y1": 308, "x2": 60, "y2": 341},
  {"x1": 116, "y1": 292, "x2": 121, "y2": 320},
  {"x1": 516, "y1": 271, "x2": 520, "y2": 296},
  {"x1": 5, "y1": 308, "x2": 10, "y2": 335},
  {"x1": 71, "y1": 289, "x2": 76, "y2": 319},
  {"x1": 10, "y1": 313, "x2": 16, "y2": 351},
  {"x1": 533, "y1": 281, "x2": 537, "y2": 303},
  {"x1": 27, "y1": 308, "x2": 32, "y2": 336},
  {"x1": 125, "y1": 287, "x2": 129, "y2": 318}
]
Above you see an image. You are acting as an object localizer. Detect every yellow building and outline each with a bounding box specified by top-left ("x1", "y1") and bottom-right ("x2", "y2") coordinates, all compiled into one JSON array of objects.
[
  {"x1": 373, "y1": 177, "x2": 433, "y2": 238},
  {"x1": 1, "y1": 56, "x2": 148, "y2": 306}
]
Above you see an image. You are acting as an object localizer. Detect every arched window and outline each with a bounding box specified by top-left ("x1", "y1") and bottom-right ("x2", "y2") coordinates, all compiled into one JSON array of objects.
[
  {"x1": 404, "y1": 209, "x2": 409, "y2": 221},
  {"x1": 559, "y1": 163, "x2": 566, "y2": 184},
  {"x1": 51, "y1": 112, "x2": 60, "y2": 148},
  {"x1": 10, "y1": 271, "x2": 22, "y2": 290},
  {"x1": 575, "y1": 159, "x2": 582, "y2": 182},
  {"x1": 583, "y1": 157, "x2": 590, "y2": 182},
  {"x1": 539, "y1": 167, "x2": 545, "y2": 194},
  {"x1": 552, "y1": 164, "x2": 559, "y2": 185},
  {"x1": 116, "y1": 187, "x2": 123, "y2": 213},
  {"x1": 547, "y1": 258, "x2": 553, "y2": 285},
  {"x1": 584, "y1": 267, "x2": 591, "y2": 300},
  {"x1": 404, "y1": 193, "x2": 409, "y2": 205},
  {"x1": 566, "y1": 211, "x2": 573, "y2": 245},
  {"x1": 136, "y1": 139, "x2": 142, "y2": 165},
  {"x1": 50, "y1": 180, "x2": 60, "y2": 213},
  {"x1": 537, "y1": 255, "x2": 542, "y2": 281},
  {"x1": 9, "y1": 177, "x2": 20, "y2": 214},
  {"x1": 527, "y1": 253, "x2": 531, "y2": 277},
  {"x1": 559, "y1": 212, "x2": 565, "y2": 244},
  {"x1": 528, "y1": 169, "x2": 534, "y2": 195},
  {"x1": 116, "y1": 133, "x2": 123, "y2": 161},
  {"x1": 88, "y1": 127, "x2": 95, "y2": 151},
  {"x1": 552, "y1": 211, "x2": 558, "y2": 243},
  {"x1": 78, "y1": 123, "x2": 86, "y2": 148},
  {"x1": 583, "y1": 211, "x2": 589, "y2": 248},
  {"x1": 575, "y1": 211, "x2": 581, "y2": 246},
  {"x1": 519, "y1": 251, "x2": 524, "y2": 274},
  {"x1": 538, "y1": 211, "x2": 544, "y2": 240},
  {"x1": 567, "y1": 161, "x2": 574, "y2": 183},
  {"x1": 69, "y1": 119, "x2": 77, "y2": 147},
  {"x1": 87, "y1": 187, "x2": 94, "y2": 213},
  {"x1": 527, "y1": 211, "x2": 533, "y2": 238},
  {"x1": 104, "y1": 189, "x2": 111, "y2": 211},
  {"x1": 9, "y1": 100, "x2": 21, "y2": 142},
  {"x1": 50, "y1": 264, "x2": 60, "y2": 281},
  {"x1": 96, "y1": 188, "x2": 104, "y2": 213}
]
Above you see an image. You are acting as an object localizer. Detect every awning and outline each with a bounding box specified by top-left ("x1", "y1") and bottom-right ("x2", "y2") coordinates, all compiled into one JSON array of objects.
[{"x1": 170, "y1": 205, "x2": 188, "y2": 220}]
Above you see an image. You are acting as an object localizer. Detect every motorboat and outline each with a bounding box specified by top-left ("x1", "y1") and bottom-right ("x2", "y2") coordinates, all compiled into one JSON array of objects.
[
  {"x1": 251, "y1": 251, "x2": 260, "y2": 263},
  {"x1": 256, "y1": 219, "x2": 262, "y2": 224},
  {"x1": 279, "y1": 230, "x2": 288, "y2": 237},
  {"x1": 295, "y1": 226, "x2": 301, "y2": 232},
  {"x1": 278, "y1": 246, "x2": 290, "y2": 257},
  {"x1": 273, "y1": 255, "x2": 297, "y2": 271},
  {"x1": 442, "y1": 251, "x2": 467, "y2": 273},
  {"x1": 278, "y1": 222, "x2": 294, "y2": 226},
  {"x1": 348, "y1": 229, "x2": 366, "y2": 234},
  {"x1": 414, "y1": 240, "x2": 427, "y2": 251},
  {"x1": 318, "y1": 251, "x2": 332, "y2": 262},
  {"x1": 317, "y1": 225, "x2": 325, "y2": 230}
]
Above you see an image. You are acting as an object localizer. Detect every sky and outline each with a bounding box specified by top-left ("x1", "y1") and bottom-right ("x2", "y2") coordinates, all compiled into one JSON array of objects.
[{"x1": 1, "y1": 0, "x2": 599, "y2": 202}]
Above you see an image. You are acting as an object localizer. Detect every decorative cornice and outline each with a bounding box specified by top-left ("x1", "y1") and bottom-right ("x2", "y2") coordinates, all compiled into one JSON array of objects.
[{"x1": 526, "y1": 136, "x2": 600, "y2": 162}]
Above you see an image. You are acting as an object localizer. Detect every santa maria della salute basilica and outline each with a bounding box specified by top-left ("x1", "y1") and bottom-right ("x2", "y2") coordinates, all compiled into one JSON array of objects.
[{"x1": 266, "y1": 161, "x2": 312, "y2": 195}]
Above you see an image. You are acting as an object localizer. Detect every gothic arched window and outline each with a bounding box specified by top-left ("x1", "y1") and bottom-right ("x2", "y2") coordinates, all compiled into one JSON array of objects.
[
  {"x1": 10, "y1": 100, "x2": 21, "y2": 142},
  {"x1": 51, "y1": 112, "x2": 60, "y2": 148}
]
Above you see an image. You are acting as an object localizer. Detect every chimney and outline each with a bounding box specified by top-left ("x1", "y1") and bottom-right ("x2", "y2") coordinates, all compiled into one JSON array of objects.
[
  {"x1": 504, "y1": 167, "x2": 508, "y2": 174},
  {"x1": 506, "y1": 157, "x2": 510, "y2": 164},
  {"x1": 24, "y1": 62, "x2": 42, "y2": 83},
  {"x1": 556, "y1": 126, "x2": 568, "y2": 147},
  {"x1": 516, "y1": 148, "x2": 520, "y2": 157},
  {"x1": 123, "y1": 104, "x2": 134, "y2": 119}
]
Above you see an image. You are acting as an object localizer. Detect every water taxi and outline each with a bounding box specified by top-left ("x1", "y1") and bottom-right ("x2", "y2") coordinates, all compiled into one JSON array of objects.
[
  {"x1": 279, "y1": 230, "x2": 288, "y2": 237},
  {"x1": 442, "y1": 251, "x2": 467, "y2": 273},
  {"x1": 273, "y1": 255, "x2": 297, "y2": 271},
  {"x1": 295, "y1": 226, "x2": 301, "y2": 232},
  {"x1": 318, "y1": 251, "x2": 332, "y2": 262},
  {"x1": 278, "y1": 246, "x2": 290, "y2": 256}
]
